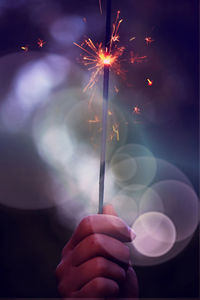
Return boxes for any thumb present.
[103,204,118,216]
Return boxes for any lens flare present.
[132,212,176,257]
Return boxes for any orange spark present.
[133,106,141,114]
[21,45,28,52]
[147,78,153,86]
[145,36,154,46]
[88,115,100,123]
[37,38,46,48]
[108,110,113,116]
[110,123,119,141]
[114,86,119,93]
[130,51,147,64]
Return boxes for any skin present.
[56,204,139,299]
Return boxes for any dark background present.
[0,0,199,298]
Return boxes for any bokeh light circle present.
[110,144,157,191]
[144,180,199,242]
[132,212,176,257]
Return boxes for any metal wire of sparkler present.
[98,0,112,214]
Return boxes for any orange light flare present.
[21,45,28,52]
[145,36,154,46]
[37,38,46,48]
[147,78,153,86]
[110,123,120,141]
[74,11,125,92]
[114,86,119,93]
[133,106,141,114]
[88,115,100,124]
[130,51,147,64]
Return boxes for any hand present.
[56,204,139,298]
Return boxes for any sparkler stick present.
[98,0,112,214]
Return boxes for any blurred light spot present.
[153,158,192,186]
[111,193,138,226]
[110,154,137,182]
[38,126,74,168]
[15,54,69,110]
[149,180,199,241]
[0,54,70,131]
[50,16,86,46]
[110,144,157,191]
[132,212,176,257]
[139,186,164,215]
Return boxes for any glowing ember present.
[133,106,141,114]
[108,110,113,116]
[37,38,46,48]
[130,51,147,64]
[21,46,28,52]
[99,52,112,66]
[145,36,154,46]
[147,78,153,86]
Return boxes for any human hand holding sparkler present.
[56,204,139,298]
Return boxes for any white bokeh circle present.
[132,212,176,257]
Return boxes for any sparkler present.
[74,1,151,213]
[98,0,112,214]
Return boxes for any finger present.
[71,277,119,298]
[71,233,130,266]
[103,204,118,216]
[119,266,139,299]
[63,214,135,253]
[58,256,126,292]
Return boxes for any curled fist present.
[56,204,139,298]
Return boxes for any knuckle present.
[92,277,119,295]
[79,215,92,231]
[95,257,107,273]
[92,277,105,292]
[89,233,101,250]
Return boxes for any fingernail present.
[129,228,136,240]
